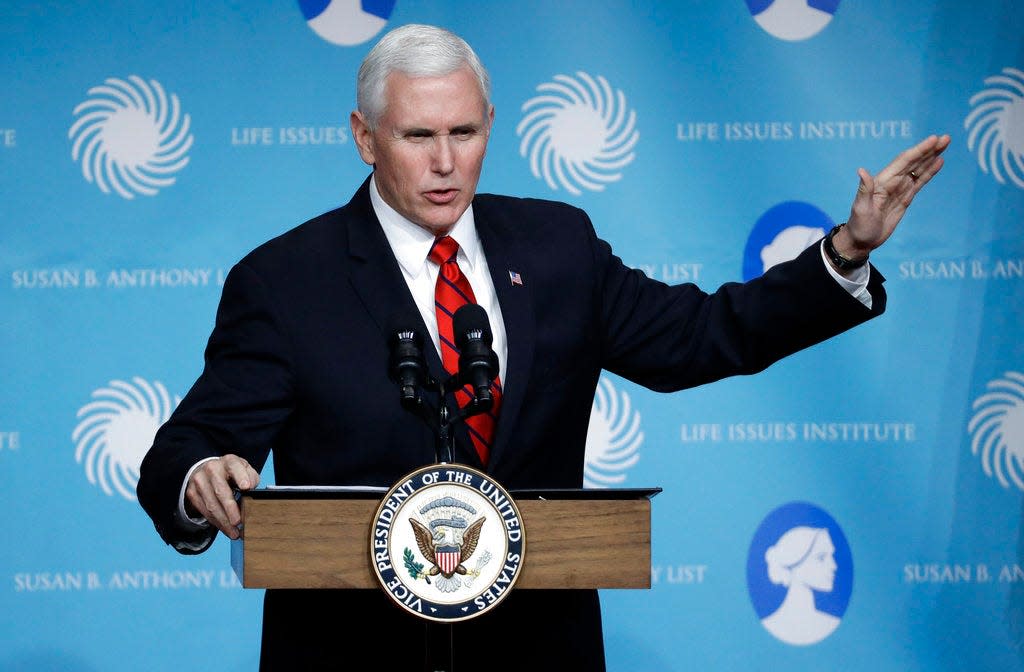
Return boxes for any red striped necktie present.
[428,235,501,466]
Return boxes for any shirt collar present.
[369,174,483,277]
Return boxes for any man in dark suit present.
[137,23,949,671]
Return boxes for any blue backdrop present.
[3,1,1023,670]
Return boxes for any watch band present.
[823,223,868,270]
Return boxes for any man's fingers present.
[876,134,950,185]
[187,477,239,538]
[223,457,260,492]
[919,153,947,182]
[855,167,870,194]
[187,456,257,539]
[905,135,951,178]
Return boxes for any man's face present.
[351,67,493,235]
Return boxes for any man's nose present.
[431,136,455,174]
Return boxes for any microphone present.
[388,327,427,410]
[453,304,499,413]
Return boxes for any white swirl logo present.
[964,67,1024,189]
[967,371,1024,490]
[72,378,180,500]
[516,72,638,196]
[584,377,642,487]
[69,75,193,199]
[966,370,1024,491]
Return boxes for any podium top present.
[509,487,661,500]
[244,485,661,500]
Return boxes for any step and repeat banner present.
[3,1,1023,670]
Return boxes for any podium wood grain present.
[233,496,651,590]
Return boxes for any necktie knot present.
[429,236,460,266]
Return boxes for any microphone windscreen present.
[386,323,425,383]
[453,304,491,346]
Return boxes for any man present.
[137,23,949,671]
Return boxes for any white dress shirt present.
[370,175,509,381]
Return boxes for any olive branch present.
[403,548,431,584]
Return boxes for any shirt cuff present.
[819,240,872,309]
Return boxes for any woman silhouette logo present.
[747,502,853,645]
[746,0,839,42]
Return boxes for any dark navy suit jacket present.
[138,176,885,670]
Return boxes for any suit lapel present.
[475,198,536,471]
[344,178,432,356]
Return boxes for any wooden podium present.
[231,486,660,590]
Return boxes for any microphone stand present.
[388,321,497,672]
[404,371,488,465]
[391,305,497,466]
[436,395,454,464]
[395,371,493,672]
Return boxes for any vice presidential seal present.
[370,464,526,622]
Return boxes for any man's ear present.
[350,110,375,166]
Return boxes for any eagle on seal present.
[410,517,485,579]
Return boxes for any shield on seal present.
[435,545,461,575]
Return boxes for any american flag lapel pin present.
[508,270,523,286]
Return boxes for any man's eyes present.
[404,129,478,142]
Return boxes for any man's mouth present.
[424,189,458,205]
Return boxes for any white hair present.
[356,24,491,130]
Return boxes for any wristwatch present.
[823,223,868,270]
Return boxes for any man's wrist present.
[823,223,869,271]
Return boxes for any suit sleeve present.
[136,261,296,553]
[592,225,886,392]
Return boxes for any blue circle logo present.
[742,201,833,281]
[746,501,852,645]
[297,0,395,46]
[745,0,840,42]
